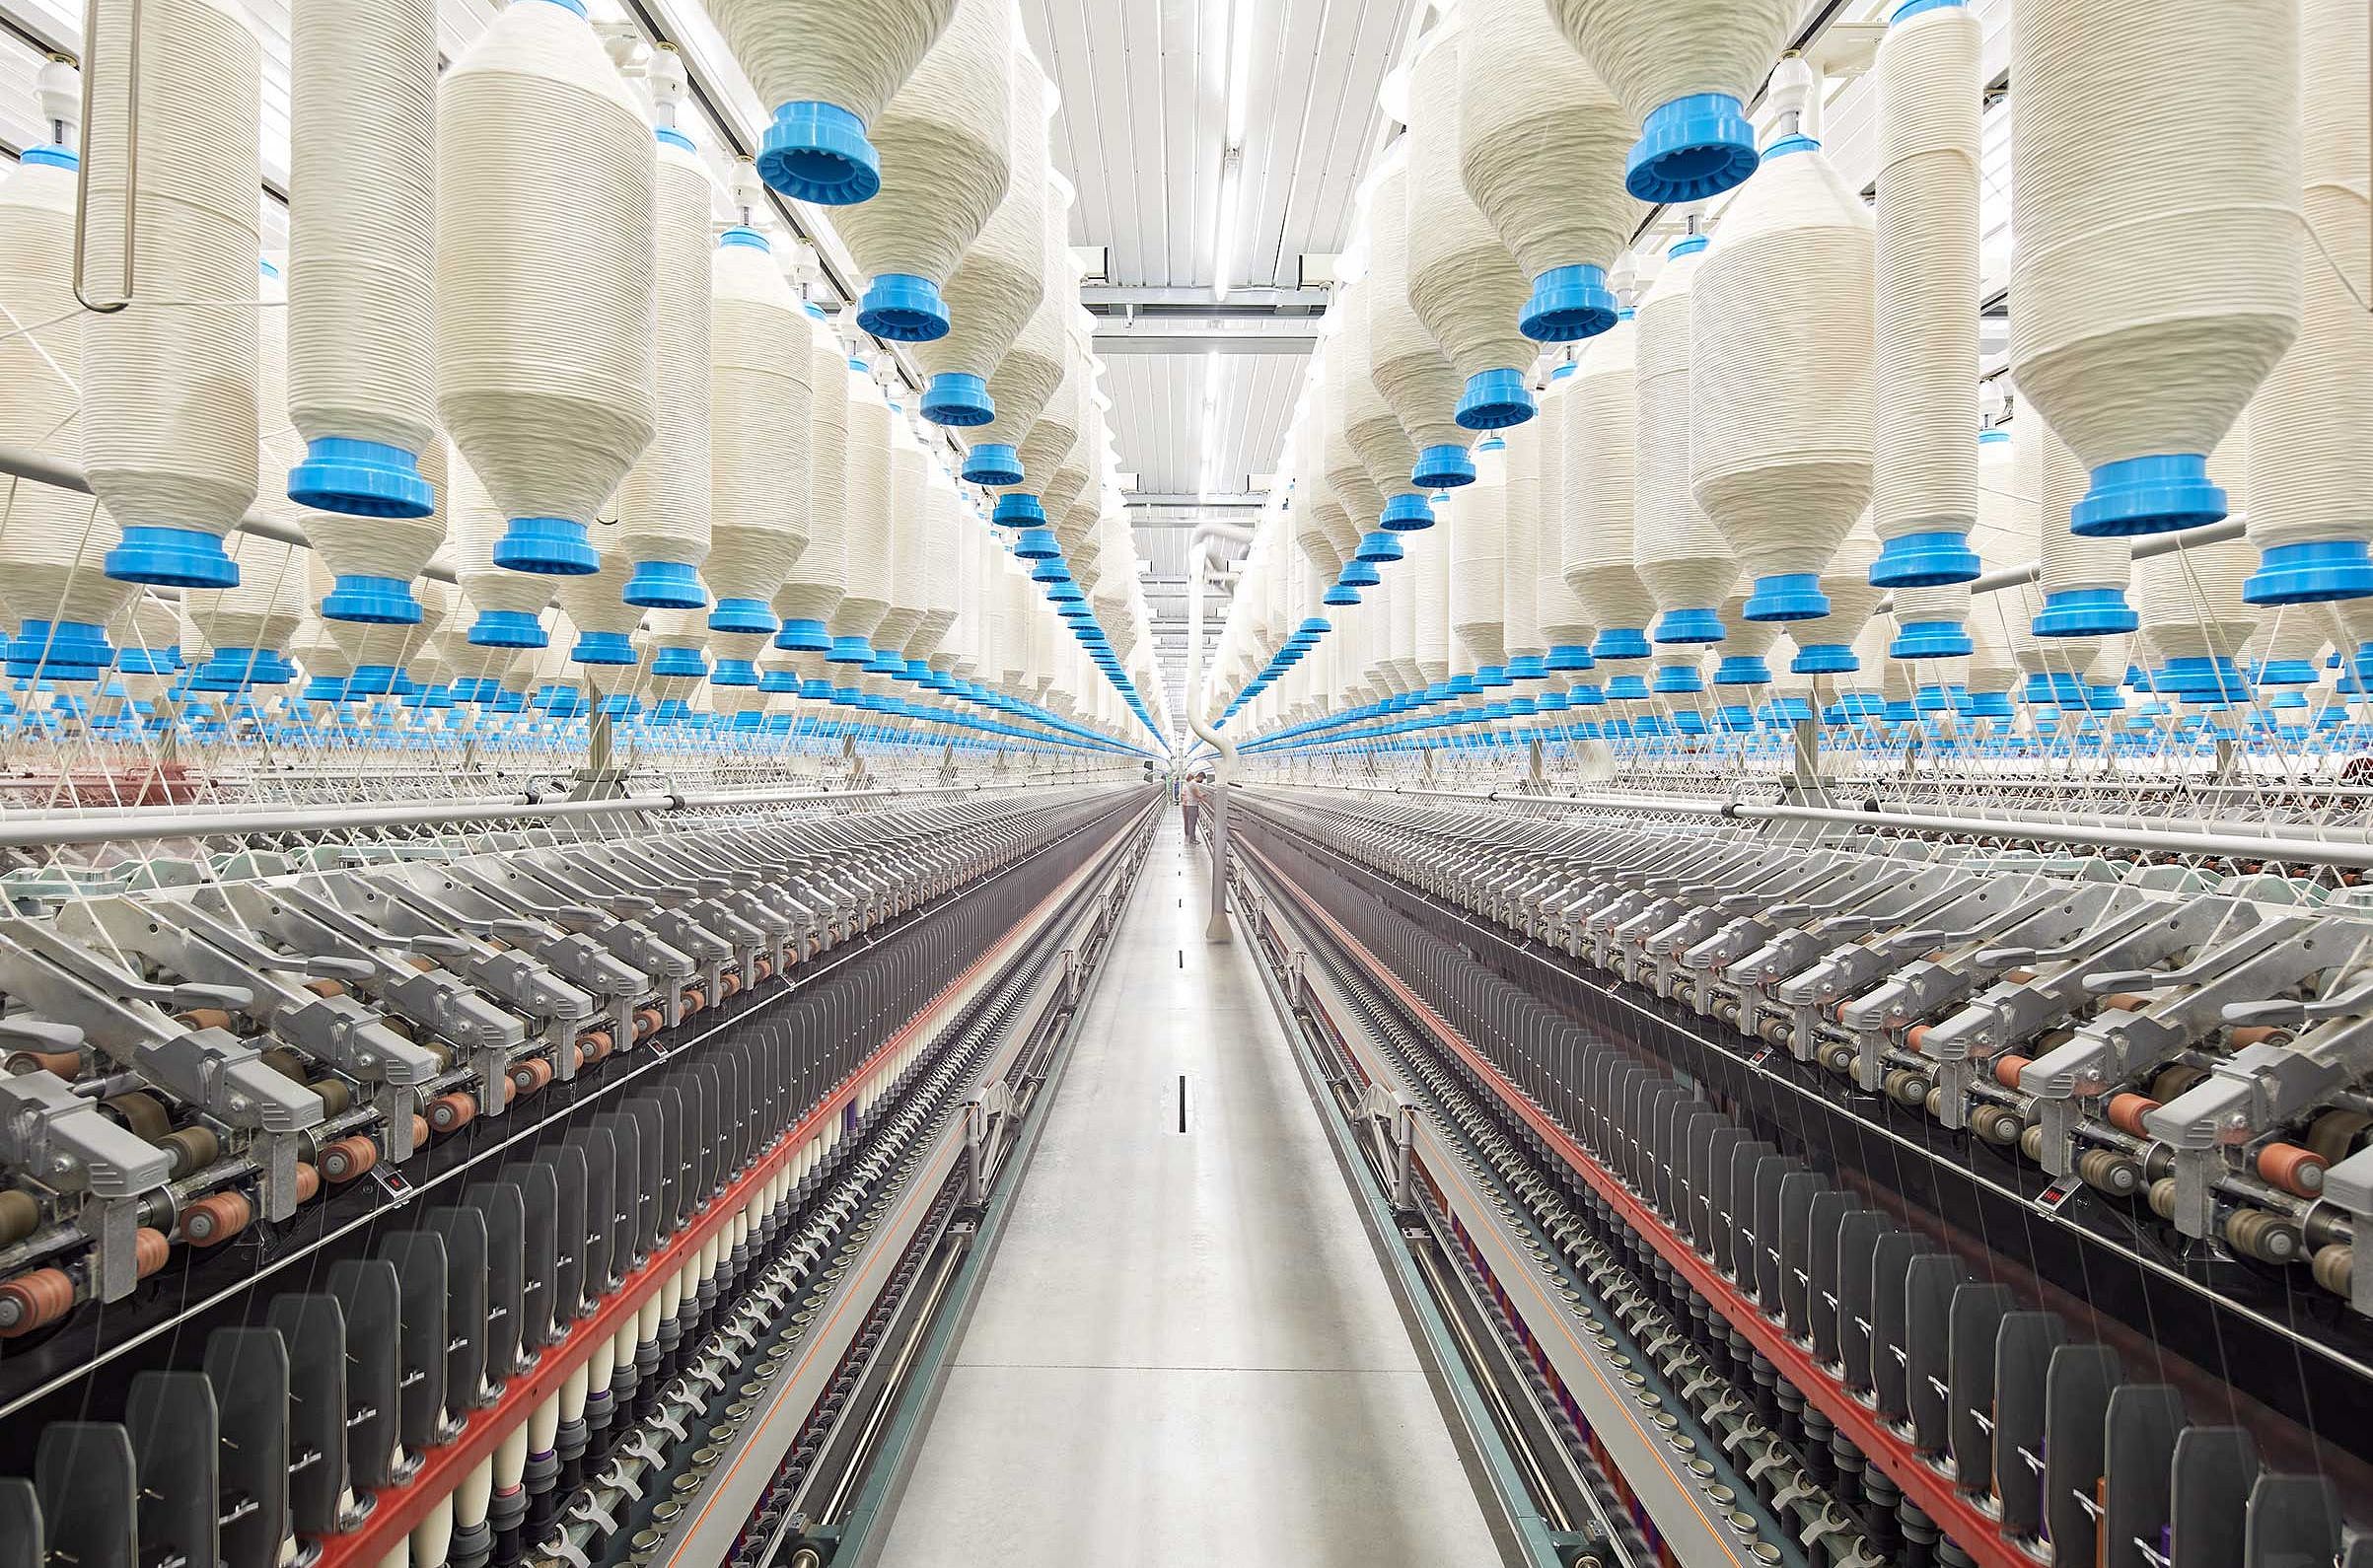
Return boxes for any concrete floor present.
[874,812,1500,1566]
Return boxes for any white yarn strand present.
[1534,373,1594,652]
[1501,419,1545,660]
[1633,238,1736,626]
[776,320,849,633]
[1564,317,1656,639]
[707,233,813,616]
[614,132,717,586]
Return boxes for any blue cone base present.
[469,609,548,648]
[1029,556,1068,584]
[922,372,994,427]
[651,649,708,678]
[2032,588,2138,638]
[827,637,874,665]
[708,597,777,634]
[1605,676,1650,701]
[2257,658,2319,686]
[1626,93,1760,204]
[1870,530,1980,588]
[322,574,424,625]
[1322,584,1361,606]
[2244,539,2373,606]
[756,101,881,205]
[1890,620,1974,659]
[1355,531,1403,564]
[1546,644,1595,673]
[494,518,599,575]
[1413,445,1475,490]
[1743,573,1829,621]
[963,443,1024,487]
[1522,264,1618,343]
[1713,656,1771,686]
[1792,643,1859,676]
[1013,527,1060,560]
[625,559,708,608]
[774,617,830,652]
[1653,606,1725,644]
[571,631,636,666]
[7,618,111,679]
[857,272,951,342]
[993,493,1046,528]
[2158,656,2250,702]
[2071,454,2225,537]
[107,526,238,588]
[1455,368,1536,431]
[1507,655,1546,680]
[1381,493,1435,531]
[1338,559,1381,589]
[1592,627,1651,661]
[1653,665,1703,694]
[289,438,435,519]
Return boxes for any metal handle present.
[71,0,138,314]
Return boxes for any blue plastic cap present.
[651,647,708,678]
[2032,587,2139,638]
[1743,572,1829,621]
[963,443,1024,487]
[113,643,180,677]
[1762,133,1822,160]
[1323,583,1362,606]
[774,616,831,652]
[107,526,238,588]
[1626,93,1760,203]
[1455,368,1536,431]
[1891,0,1966,18]
[858,272,952,342]
[1381,493,1436,531]
[1413,444,1476,489]
[863,649,903,676]
[1791,642,1859,676]
[2245,539,2373,606]
[1047,580,1084,604]
[6,618,111,679]
[346,664,410,696]
[1522,263,1618,343]
[827,636,874,665]
[1355,531,1403,564]
[993,493,1047,529]
[2158,656,2250,703]
[923,371,995,428]
[800,678,835,699]
[1030,555,1069,584]
[1339,558,1381,588]
[1013,527,1060,560]
[758,668,800,692]
[570,630,635,666]
[469,608,548,647]
[1605,675,1650,701]
[1968,690,2015,721]
[1713,655,1771,686]
[756,101,881,205]
[321,572,424,625]
[1298,615,1332,636]
[2071,454,2225,536]
[289,437,436,519]
[625,558,709,608]
[1652,664,1703,694]
[703,596,774,634]
[303,676,349,703]
[1507,654,1547,679]
[1652,606,1725,645]
[1870,529,1980,588]
[718,225,769,251]
[21,144,76,170]
[1890,619,1975,659]
[2257,658,2318,686]
[1476,664,1512,688]
[494,517,600,575]
[1592,626,1651,661]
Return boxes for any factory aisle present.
[875,810,1500,1566]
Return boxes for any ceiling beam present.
[1126,492,1269,510]
[1092,319,1317,355]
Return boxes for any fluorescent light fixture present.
[1211,150,1244,302]
[1223,0,1257,147]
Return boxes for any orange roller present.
[304,978,350,999]
[133,1227,171,1278]
[320,1135,380,1183]
[181,1191,252,1247]
[577,1031,613,1063]
[5,1048,81,1079]
[1906,1024,1931,1052]
[682,986,706,1015]
[2227,1026,2288,1048]
[427,1092,477,1133]
[176,1007,236,1033]
[2257,1142,2328,1197]
[1993,1054,2032,1090]
[0,1268,75,1337]
[720,972,743,1000]
[2106,1094,2159,1138]
[411,1113,431,1147]
[635,1008,664,1040]
[508,1058,553,1098]
[754,957,773,982]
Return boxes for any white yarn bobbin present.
[2241,0,2373,606]
[1338,290,1432,528]
[1544,0,1794,204]
[1785,520,1884,676]
[438,0,656,583]
[1366,150,1475,492]
[962,189,1067,491]
[1869,0,1982,598]
[709,0,952,205]
[2136,528,2257,703]
[1690,135,1875,624]
[1326,345,1387,551]
[1458,0,1639,345]
[188,530,311,687]
[286,0,439,533]
[775,312,851,655]
[1563,313,1655,660]
[453,442,552,648]
[835,0,1008,348]
[1450,439,1510,674]
[918,25,1045,427]
[1404,26,1538,434]
[832,375,897,651]
[913,473,965,659]
[1633,234,1736,647]
[614,123,718,611]
[2033,405,2136,639]
[707,227,814,636]
[0,136,131,677]
[873,425,930,658]
[1500,419,1545,663]
[82,0,259,592]
[555,541,642,672]
[2010,0,2301,539]
[1532,367,1595,665]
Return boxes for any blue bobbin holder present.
[2072,455,2225,537]
[1381,493,1435,531]
[2244,539,2373,606]
[1522,264,1618,343]
[756,101,881,205]
[625,559,708,609]
[289,438,436,518]
[2032,588,2138,638]
[1652,606,1724,644]
[1743,573,1829,621]
[1625,93,1760,203]
[1413,444,1475,490]
[494,518,600,575]
[323,574,424,625]
[1869,530,1980,588]
[1455,368,1536,431]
